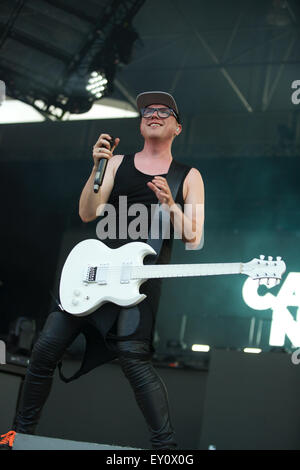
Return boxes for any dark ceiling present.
[125,0,300,116]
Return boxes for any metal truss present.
[169,0,299,114]
[0,0,146,120]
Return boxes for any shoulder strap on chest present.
[147,159,191,260]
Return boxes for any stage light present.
[0,1,146,121]
[86,71,109,100]
[243,348,262,354]
[191,344,210,352]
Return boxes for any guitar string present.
[78,263,280,280]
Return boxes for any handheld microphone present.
[93,136,115,193]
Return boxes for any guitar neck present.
[131,262,243,280]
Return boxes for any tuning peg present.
[276,256,282,261]
[260,255,265,260]
[268,256,273,261]
[269,278,278,288]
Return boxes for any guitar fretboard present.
[131,263,242,280]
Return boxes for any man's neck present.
[138,139,173,162]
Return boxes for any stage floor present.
[12,433,141,450]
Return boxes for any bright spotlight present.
[86,71,109,100]
[243,348,262,354]
[191,344,210,352]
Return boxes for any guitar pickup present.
[84,264,109,285]
[120,262,132,284]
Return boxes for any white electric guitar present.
[59,239,286,316]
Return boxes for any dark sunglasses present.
[140,107,179,121]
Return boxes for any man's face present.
[140,104,181,141]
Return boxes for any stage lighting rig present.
[0,0,146,120]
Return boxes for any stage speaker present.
[199,350,300,450]
[7,317,36,355]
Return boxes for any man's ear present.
[175,124,182,136]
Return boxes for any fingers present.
[147,181,166,196]
[92,145,112,165]
[149,177,169,194]
[94,134,120,150]
[93,134,120,166]
[94,134,113,150]
[147,176,175,208]
[153,178,167,188]
[152,176,166,182]
[147,180,171,205]
[111,137,120,152]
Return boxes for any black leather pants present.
[14,309,177,450]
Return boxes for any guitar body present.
[59,239,156,316]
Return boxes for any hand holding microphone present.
[92,133,120,193]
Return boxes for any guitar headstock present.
[242,255,286,287]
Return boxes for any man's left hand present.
[147,176,175,209]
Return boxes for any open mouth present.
[148,122,162,128]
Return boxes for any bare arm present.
[174,168,205,249]
[147,168,205,249]
[79,133,122,222]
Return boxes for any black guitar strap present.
[146,159,191,262]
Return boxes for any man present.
[0,91,204,450]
